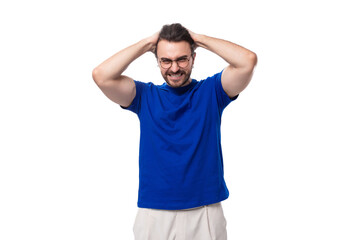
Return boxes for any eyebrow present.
[160,55,189,61]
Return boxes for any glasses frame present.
[158,55,193,69]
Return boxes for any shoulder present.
[197,71,223,89]
[134,80,153,88]
[133,80,157,93]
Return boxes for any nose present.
[170,61,180,72]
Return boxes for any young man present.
[92,23,257,240]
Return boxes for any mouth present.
[167,71,184,82]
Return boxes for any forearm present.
[93,37,154,83]
[192,34,256,69]
[189,31,257,97]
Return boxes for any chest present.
[140,87,218,133]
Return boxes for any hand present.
[146,31,160,53]
[187,29,201,49]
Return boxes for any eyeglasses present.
[159,56,192,69]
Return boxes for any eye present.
[162,59,172,64]
[177,58,188,63]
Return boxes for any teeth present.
[170,74,181,77]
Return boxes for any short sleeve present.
[120,80,146,115]
[214,70,238,110]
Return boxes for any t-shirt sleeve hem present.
[119,80,144,114]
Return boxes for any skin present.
[92,29,257,107]
[188,30,257,98]
[156,40,196,88]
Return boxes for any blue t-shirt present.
[121,71,237,210]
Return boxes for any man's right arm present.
[92,32,159,107]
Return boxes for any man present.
[92,23,257,240]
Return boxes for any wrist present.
[143,32,159,53]
[193,34,208,49]
[137,38,152,52]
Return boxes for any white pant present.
[133,202,227,240]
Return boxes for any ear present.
[192,52,196,65]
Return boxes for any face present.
[156,40,196,88]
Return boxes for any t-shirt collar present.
[162,79,197,94]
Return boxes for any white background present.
[1,0,359,239]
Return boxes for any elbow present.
[241,52,257,72]
[235,52,257,70]
[92,67,105,85]
[248,52,258,68]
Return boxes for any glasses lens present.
[160,57,190,69]
[177,59,189,68]
[161,60,172,69]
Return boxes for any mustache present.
[166,70,186,75]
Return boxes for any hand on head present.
[147,31,160,54]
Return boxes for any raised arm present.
[92,32,159,107]
[189,31,257,98]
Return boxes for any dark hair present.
[155,23,195,58]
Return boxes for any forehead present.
[157,40,192,59]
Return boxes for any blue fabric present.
[121,71,237,210]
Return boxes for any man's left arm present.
[189,31,257,98]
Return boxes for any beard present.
[162,68,192,88]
